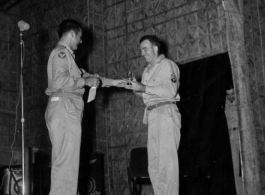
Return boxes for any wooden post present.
[225,0,261,194]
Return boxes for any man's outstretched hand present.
[123,80,146,92]
[112,79,128,87]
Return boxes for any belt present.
[53,91,82,97]
[147,101,176,111]
[49,91,83,101]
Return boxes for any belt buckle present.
[147,103,156,111]
[147,105,151,111]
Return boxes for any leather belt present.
[56,91,82,96]
[147,101,176,111]
[50,91,83,100]
[66,92,82,97]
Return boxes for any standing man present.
[125,35,181,195]
[45,19,124,195]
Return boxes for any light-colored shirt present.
[45,43,115,97]
[45,43,85,96]
[141,54,180,106]
[81,69,113,87]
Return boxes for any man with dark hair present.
[125,35,181,195]
[45,19,125,195]
[57,19,82,38]
[139,35,162,55]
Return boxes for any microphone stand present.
[19,30,26,195]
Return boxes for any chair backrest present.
[128,147,149,178]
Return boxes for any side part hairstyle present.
[140,35,163,55]
[57,19,82,39]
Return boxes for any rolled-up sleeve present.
[51,51,85,91]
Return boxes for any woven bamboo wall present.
[0,12,19,148]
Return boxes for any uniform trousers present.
[147,103,181,195]
[45,93,84,195]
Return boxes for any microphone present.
[18,20,30,31]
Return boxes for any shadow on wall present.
[76,26,94,70]
[160,38,168,58]
[76,25,95,165]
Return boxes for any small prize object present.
[127,71,133,85]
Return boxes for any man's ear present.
[154,45,158,55]
[70,30,76,38]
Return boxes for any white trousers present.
[45,94,84,195]
[147,104,181,195]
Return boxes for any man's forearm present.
[140,85,146,93]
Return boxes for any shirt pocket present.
[146,77,160,86]
[69,62,81,78]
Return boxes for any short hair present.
[57,19,82,39]
[140,35,163,55]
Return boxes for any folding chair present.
[127,147,151,195]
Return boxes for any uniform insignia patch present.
[171,73,177,83]
[58,52,66,59]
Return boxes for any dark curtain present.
[177,53,237,195]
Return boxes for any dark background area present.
[177,52,236,195]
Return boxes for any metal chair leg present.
[133,178,137,195]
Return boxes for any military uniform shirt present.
[141,54,180,106]
[45,43,85,96]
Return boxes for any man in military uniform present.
[45,19,124,195]
[125,35,181,195]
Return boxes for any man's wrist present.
[142,85,146,93]
[82,78,86,87]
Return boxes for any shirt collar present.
[155,54,165,64]
[58,42,74,56]
[149,54,165,67]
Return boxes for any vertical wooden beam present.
[224,0,261,194]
